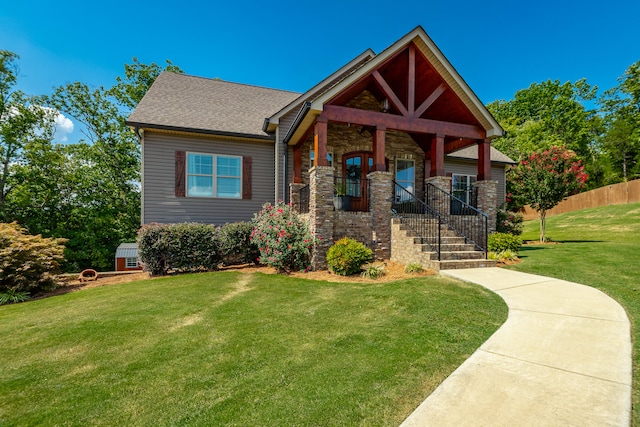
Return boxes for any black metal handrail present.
[333,175,370,212]
[299,184,309,214]
[392,181,443,261]
[425,183,488,252]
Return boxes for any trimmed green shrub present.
[218,221,259,266]
[488,232,522,253]
[326,237,373,276]
[137,223,221,276]
[497,207,524,236]
[361,263,385,279]
[404,262,423,273]
[251,202,315,273]
[0,222,66,303]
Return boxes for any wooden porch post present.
[293,145,302,184]
[372,126,387,171]
[430,133,445,177]
[477,138,491,180]
[313,118,329,167]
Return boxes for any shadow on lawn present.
[555,240,604,243]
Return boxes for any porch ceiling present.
[327,43,481,127]
[285,26,503,146]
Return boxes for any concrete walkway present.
[401,268,632,426]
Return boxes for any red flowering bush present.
[250,201,316,273]
[509,146,587,241]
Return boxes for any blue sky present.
[2,0,639,143]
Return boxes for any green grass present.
[0,272,506,426]
[508,202,640,425]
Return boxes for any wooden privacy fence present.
[522,179,640,220]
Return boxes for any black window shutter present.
[242,157,252,200]
[175,151,186,197]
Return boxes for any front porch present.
[280,35,503,270]
[290,164,496,271]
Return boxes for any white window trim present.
[125,257,139,268]
[310,149,333,167]
[395,158,415,190]
[186,152,242,199]
[452,174,477,204]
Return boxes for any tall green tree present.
[38,59,183,270]
[599,60,640,181]
[4,56,183,271]
[0,51,52,219]
[487,79,601,187]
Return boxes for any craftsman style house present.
[127,26,512,270]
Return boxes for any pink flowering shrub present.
[250,201,316,273]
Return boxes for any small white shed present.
[115,243,142,271]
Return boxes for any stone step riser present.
[419,244,477,252]
[391,222,492,270]
[436,259,497,270]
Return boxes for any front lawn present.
[508,202,640,425]
[0,272,506,426]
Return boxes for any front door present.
[342,152,373,211]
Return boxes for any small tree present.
[0,222,66,303]
[509,146,587,242]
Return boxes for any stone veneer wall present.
[308,166,334,270]
[298,91,425,196]
[474,180,498,232]
[333,211,373,247]
[390,220,437,270]
[425,176,452,217]
[368,171,393,260]
[289,182,305,213]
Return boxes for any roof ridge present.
[163,71,302,95]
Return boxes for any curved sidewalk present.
[401,268,632,426]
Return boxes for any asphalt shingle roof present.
[126,72,301,138]
[447,145,516,164]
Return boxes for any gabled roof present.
[264,49,375,133]
[126,72,300,140]
[282,26,504,145]
[447,145,516,164]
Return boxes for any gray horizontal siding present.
[276,110,298,200]
[444,160,507,204]
[142,131,275,225]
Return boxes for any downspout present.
[282,101,312,204]
[134,126,143,141]
[283,144,288,203]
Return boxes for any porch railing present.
[451,187,479,215]
[392,181,443,260]
[425,183,488,252]
[299,184,310,214]
[333,175,370,212]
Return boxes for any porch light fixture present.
[380,98,389,113]
[358,125,375,136]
